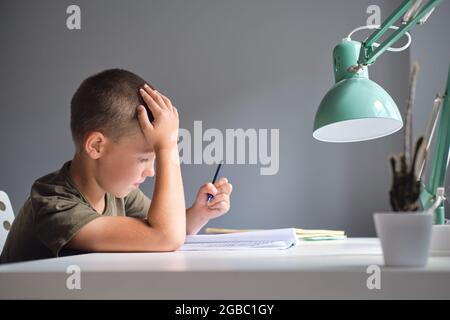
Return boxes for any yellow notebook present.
[205,227,346,240]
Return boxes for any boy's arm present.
[145,147,185,242]
[67,86,185,252]
[67,215,182,252]
[139,86,186,243]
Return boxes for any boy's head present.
[70,69,157,197]
[71,68,154,151]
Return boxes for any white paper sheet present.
[179,228,298,251]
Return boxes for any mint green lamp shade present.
[313,39,403,143]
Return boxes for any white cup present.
[374,212,433,267]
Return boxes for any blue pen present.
[207,161,224,202]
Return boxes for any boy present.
[0,69,232,263]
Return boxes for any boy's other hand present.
[190,177,233,221]
[138,84,179,152]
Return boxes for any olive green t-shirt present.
[0,161,151,264]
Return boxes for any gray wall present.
[1,0,443,237]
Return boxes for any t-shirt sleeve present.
[124,188,151,220]
[32,195,101,257]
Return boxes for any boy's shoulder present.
[30,161,83,208]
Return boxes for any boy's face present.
[96,132,156,198]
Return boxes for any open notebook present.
[205,227,346,241]
[179,228,298,251]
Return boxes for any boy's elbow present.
[158,239,184,252]
[167,234,186,251]
[154,231,185,252]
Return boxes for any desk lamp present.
[313,0,448,226]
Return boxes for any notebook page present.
[179,228,298,251]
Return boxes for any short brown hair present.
[70,69,154,152]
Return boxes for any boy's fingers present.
[208,193,229,206]
[214,177,228,186]
[199,183,218,197]
[214,178,232,194]
[140,88,162,115]
[137,105,154,131]
[217,182,232,194]
[152,89,169,110]
[160,94,174,111]
[210,201,229,211]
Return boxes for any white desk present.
[1,238,449,299]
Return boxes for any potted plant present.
[374,61,433,267]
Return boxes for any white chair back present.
[0,191,15,253]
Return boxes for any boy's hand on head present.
[138,84,179,152]
[189,177,233,221]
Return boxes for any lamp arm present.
[420,66,450,224]
[363,0,414,50]
[426,188,446,215]
[415,94,443,180]
[358,0,445,66]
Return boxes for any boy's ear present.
[84,131,107,159]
